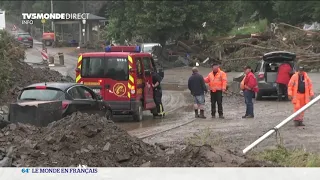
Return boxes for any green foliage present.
[0,31,25,97]
[273,1,315,24]
[229,19,268,36]
[2,0,320,44]
[256,145,320,167]
[104,1,239,45]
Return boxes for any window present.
[81,57,129,81]
[68,86,94,100]
[68,87,82,99]
[77,86,94,100]
[142,57,152,71]
[19,89,65,101]
[81,57,104,77]
[143,46,153,53]
[265,63,279,72]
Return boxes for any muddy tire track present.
[128,90,196,139]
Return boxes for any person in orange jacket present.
[204,63,227,118]
[288,66,314,126]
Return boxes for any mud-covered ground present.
[134,67,320,154]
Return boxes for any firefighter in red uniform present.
[276,63,293,101]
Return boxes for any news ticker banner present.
[0,167,319,180]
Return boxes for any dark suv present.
[254,51,296,100]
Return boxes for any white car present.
[140,43,161,61]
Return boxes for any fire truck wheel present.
[133,102,143,122]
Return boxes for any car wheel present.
[256,92,263,101]
[133,102,143,122]
[105,109,112,120]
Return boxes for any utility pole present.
[51,0,54,31]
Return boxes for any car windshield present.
[19,89,65,101]
[81,57,129,81]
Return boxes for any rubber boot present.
[199,110,206,119]
[299,121,305,126]
[195,110,199,118]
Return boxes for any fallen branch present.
[230,42,275,51]
[224,56,262,62]
[278,22,320,35]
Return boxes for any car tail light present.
[28,37,33,40]
[62,101,69,109]
[258,73,265,79]
[17,37,22,41]
[35,86,46,89]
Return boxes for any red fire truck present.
[75,46,164,121]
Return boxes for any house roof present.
[87,13,106,20]
[53,13,106,22]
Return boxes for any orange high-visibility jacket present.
[240,75,246,90]
[288,72,314,104]
[204,68,227,92]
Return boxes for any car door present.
[141,56,156,109]
[67,86,102,115]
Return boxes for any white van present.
[140,43,161,61]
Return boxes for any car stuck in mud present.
[8,82,112,127]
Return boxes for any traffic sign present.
[11,25,17,31]
[41,19,46,24]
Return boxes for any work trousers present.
[293,93,306,121]
[154,89,164,114]
[244,90,254,116]
[277,83,288,100]
[210,90,223,116]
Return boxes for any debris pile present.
[0,112,157,167]
[0,30,72,106]
[0,112,277,167]
[6,61,73,104]
[156,23,320,71]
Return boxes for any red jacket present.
[276,63,292,85]
[244,72,259,92]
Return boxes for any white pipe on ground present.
[243,94,320,154]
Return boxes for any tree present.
[248,1,276,22]
[104,1,238,45]
[273,1,316,24]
